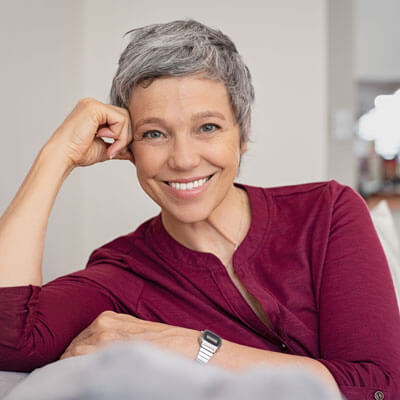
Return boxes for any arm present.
[0,99,134,370]
[0,240,144,372]
[316,185,400,399]
[0,271,117,371]
[215,185,398,398]
[0,98,133,288]
[0,143,72,287]
[211,338,342,398]
[60,314,342,398]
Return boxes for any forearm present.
[0,140,73,287]
[211,339,342,398]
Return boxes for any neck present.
[161,185,250,265]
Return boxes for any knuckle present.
[95,310,115,325]
[99,310,115,318]
[121,108,130,118]
[111,104,128,114]
[79,97,95,105]
[116,108,131,124]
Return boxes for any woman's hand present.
[47,98,134,168]
[59,311,199,360]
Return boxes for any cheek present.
[199,132,238,155]
[209,141,241,168]
[133,146,166,181]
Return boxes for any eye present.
[199,123,220,133]
[142,130,165,139]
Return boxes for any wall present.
[0,0,329,282]
[326,0,356,188]
[0,0,86,282]
[80,0,329,258]
[355,0,400,81]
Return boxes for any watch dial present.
[204,330,222,347]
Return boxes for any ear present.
[240,140,248,155]
[115,146,136,165]
[128,147,136,165]
[127,143,136,165]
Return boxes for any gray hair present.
[109,19,255,144]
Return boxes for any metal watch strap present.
[195,330,222,364]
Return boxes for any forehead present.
[128,75,235,121]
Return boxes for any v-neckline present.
[148,182,272,272]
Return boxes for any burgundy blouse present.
[0,180,399,400]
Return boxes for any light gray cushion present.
[0,371,28,399]
[3,341,341,400]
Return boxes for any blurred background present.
[0,0,399,282]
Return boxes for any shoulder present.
[256,179,365,210]
[242,180,369,226]
[86,216,157,265]
[263,179,350,199]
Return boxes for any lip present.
[163,175,213,184]
[162,174,215,200]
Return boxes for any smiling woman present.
[129,76,247,235]
[0,19,399,400]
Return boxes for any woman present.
[0,20,398,400]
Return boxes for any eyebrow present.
[134,111,226,131]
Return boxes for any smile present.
[166,175,213,191]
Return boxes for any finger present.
[68,344,97,358]
[92,313,144,336]
[96,126,117,139]
[97,120,131,141]
[107,120,132,159]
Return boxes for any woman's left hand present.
[59,310,199,360]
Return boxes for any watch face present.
[203,330,222,347]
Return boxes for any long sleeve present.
[317,185,400,399]
[0,230,148,373]
[0,268,120,372]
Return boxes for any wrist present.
[41,138,75,179]
[195,330,222,364]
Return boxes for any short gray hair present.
[109,19,255,144]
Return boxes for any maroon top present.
[0,180,399,399]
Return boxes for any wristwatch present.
[195,330,222,364]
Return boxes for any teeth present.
[169,176,211,191]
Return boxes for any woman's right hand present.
[47,98,134,168]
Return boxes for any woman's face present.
[128,75,247,224]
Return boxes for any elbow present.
[0,333,60,372]
[0,347,60,372]
[319,359,400,399]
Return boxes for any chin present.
[163,205,212,225]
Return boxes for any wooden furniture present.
[365,194,400,210]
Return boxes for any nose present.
[167,135,201,171]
